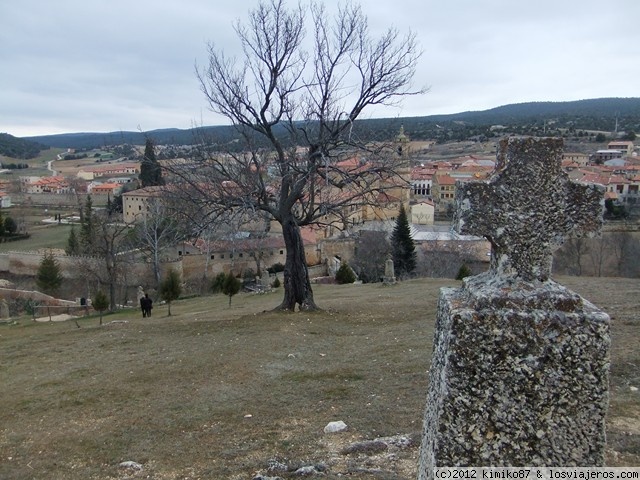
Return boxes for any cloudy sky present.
[1,0,638,138]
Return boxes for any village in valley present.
[0,121,638,310]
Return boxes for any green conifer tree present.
[210,272,227,294]
[335,262,356,284]
[390,204,417,278]
[79,195,94,254]
[36,251,63,296]
[139,138,164,187]
[159,268,182,316]
[92,290,109,325]
[4,216,16,234]
[222,273,241,306]
[456,263,472,281]
[66,225,80,255]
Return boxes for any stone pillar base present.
[418,274,610,478]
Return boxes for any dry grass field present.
[51,156,107,176]
[0,276,638,479]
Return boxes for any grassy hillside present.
[1,276,637,479]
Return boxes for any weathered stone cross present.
[454,137,604,282]
[419,137,611,474]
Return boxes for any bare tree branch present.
[174,0,424,311]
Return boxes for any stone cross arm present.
[454,137,604,282]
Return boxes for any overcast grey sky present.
[1,0,638,137]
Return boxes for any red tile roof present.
[434,174,456,185]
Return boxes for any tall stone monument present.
[383,256,397,285]
[0,298,10,319]
[418,137,610,476]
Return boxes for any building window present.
[280,250,284,255]
[211,255,215,259]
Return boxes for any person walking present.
[140,294,148,318]
[143,294,153,318]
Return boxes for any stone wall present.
[11,193,107,207]
[0,251,177,287]
[317,237,356,265]
[1,235,331,293]
[179,249,327,285]
[180,250,287,282]
[0,251,71,277]
[0,287,76,306]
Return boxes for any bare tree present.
[172,0,423,311]
[588,236,609,277]
[79,212,132,311]
[240,231,274,278]
[417,239,486,278]
[609,231,631,275]
[129,198,184,287]
[607,231,640,277]
[623,236,640,277]
[179,208,269,292]
[194,222,218,293]
[554,236,590,276]
[351,230,390,283]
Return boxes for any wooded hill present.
[17,97,640,152]
[0,133,48,159]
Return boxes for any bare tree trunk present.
[254,252,263,278]
[153,248,161,287]
[588,237,607,277]
[277,216,318,311]
[200,230,213,294]
[109,278,116,311]
[610,231,632,276]
[557,237,589,276]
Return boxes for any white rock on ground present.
[324,421,347,433]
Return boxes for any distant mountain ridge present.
[20,97,640,150]
[429,97,640,121]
